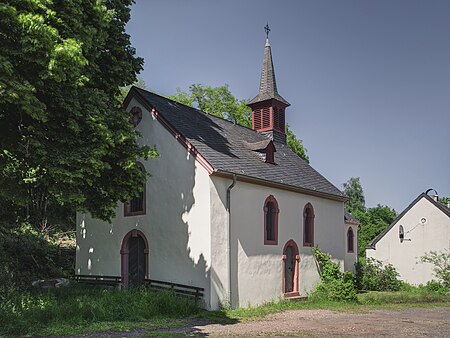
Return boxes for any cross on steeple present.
[264,23,271,38]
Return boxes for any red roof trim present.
[126,89,215,175]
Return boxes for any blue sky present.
[126,0,450,212]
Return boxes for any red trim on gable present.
[126,89,215,175]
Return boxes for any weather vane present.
[264,23,271,38]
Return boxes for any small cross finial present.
[264,23,271,38]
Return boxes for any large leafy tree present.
[343,177,397,256]
[169,84,309,163]
[343,177,366,214]
[0,0,155,226]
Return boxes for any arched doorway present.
[121,230,149,288]
[282,239,299,296]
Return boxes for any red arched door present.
[282,240,299,296]
[121,230,149,288]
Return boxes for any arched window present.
[129,106,143,127]
[303,203,315,247]
[124,162,146,216]
[347,227,354,253]
[264,195,279,245]
[399,225,404,243]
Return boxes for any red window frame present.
[347,227,354,253]
[124,162,146,217]
[303,203,315,247]
[264,195,279,245]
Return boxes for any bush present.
[420,245,450,288]
[0,223,74,291]
[355,258,402,291]
[311,247,357,302]
[422,280,450,294]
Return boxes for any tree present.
[0,0,156,226]
[355,205,397,257]
[440,197,449,206]
[169,84,309,162]
[343,177,366,214]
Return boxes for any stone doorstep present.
[283,292,308,301]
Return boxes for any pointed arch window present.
[399,225,404,243]
[124,162,146,216]
[303,203,315,247]
[264,195,279,245]
[347,227,354,253]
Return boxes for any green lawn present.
[0,285,449,337]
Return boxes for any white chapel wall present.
[209,176,346,308]
[366,197,450,285]
[76,97,213,307]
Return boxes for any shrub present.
[422,280,450,294]
[420,245,450,288]
[355,258,402,291]
[311,247,357,302]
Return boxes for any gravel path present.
[158,307,450,337]
[61,306,450,337]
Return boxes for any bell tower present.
[247,24,290,144]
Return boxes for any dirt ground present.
[160,306,450,337]
[68,306,450,337]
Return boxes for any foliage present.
[343,177,366,214]
[420,245,450,288]
[355,257,402,292]
[354,205,397,257]
[0,286,200,336]
[169,84,310,162]
[422,280,450,294]
[439,196,449,205]
[358,289,450,305]
[0,223,74,291]
[311,247,357,302]
[0,0,156,225]
[286,124,309,163]
[119,76,147,102]
[170,84,252,127]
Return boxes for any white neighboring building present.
[76,33,356,309]
[366,192,450,286]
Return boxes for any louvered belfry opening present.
[251,102,286,133]
[248,33,290,143]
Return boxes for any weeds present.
[0,285,200,336]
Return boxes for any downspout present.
[226,174,237,308]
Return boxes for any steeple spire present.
[248,25,290,144]
[248,24,289,106]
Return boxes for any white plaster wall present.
[76,97,212,307]
[366,197,450,285]
[209,177,346,308]
[344,224,358,273]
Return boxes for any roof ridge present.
[133,86,263,135]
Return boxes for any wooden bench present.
[144,279,204,301]
[74,275,204,301]
[74,274,122,287]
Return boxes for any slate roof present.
[344,211,360,225]
[367,192,450,249]
[132,87,346,201]
[248,38,290,106]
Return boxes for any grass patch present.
[1,284,449,337]
[0,285,199,337]
[358,289,450,305]
[200,289,450,323]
